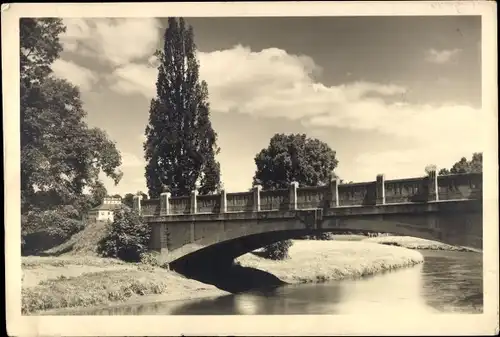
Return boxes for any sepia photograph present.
[3,2,498,336]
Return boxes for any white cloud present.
[51,59,98,91]
[349,138,483,182]
[425,48,461,64]
[105,45,483,170]
[61,18,161,66]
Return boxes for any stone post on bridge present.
[160,191,171,216]
[289,181,299,210]
[220,189,227,213]
[190,190,198,214]
[253,185,262,212]
[132,194,142,215]
[376,174,386,205]
[426,168,439,202]
[328,177,339,208]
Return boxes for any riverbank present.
[22,239,424,314]
[236,240,424,284]
[21,256,227,314]
[362,236,479,252]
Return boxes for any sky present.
[52,16,483,196]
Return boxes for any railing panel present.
[297,186,326,209]
[260,189,290,211]
[226,192,254,212]
[169,196,190,215]
[438,173,482,200]
[141,199,160,216]
[197,194,221,214]
[385,177,425,203]
[338,182,375,206]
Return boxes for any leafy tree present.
[122,192,148,209]
[253,133,339,260]
[98,206,151,262]
[253,133,339,189]
[439,153,483,175]
[425,164,438,176]
[20,18,122,246]
[144,17,221,198]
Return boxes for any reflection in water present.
[420,250,483,313]
[63,250,483,315]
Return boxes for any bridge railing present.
[133,171,482,217]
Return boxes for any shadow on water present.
[174,260,287,294]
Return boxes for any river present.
[67,250,483,315]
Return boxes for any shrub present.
[261,239,294,260]
[314,232,335,240]
[98,206,151,262]
[21,207,86,255]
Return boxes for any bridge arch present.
[137,172,482,271]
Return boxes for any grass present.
[237,240,424,284]
[362,236,477,252]
[21,258,226,315]
[43,220,110,256]
[22,269,170,314]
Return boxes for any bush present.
[21,207,86,255]
[261,239,294,260]
[98,206,151,262]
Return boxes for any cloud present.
[61,18,161,66]
[425,48,461,64]
[350,138,482,182]
[51,59,98,91]
[106,44,482,153]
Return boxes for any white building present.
[84,197,122,223]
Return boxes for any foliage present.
[122,192,148,208]
[98,207,151,262]
[424,164,438,175]
[261,240,294,260]
[439,152,483,175]
[21,204,86,255]
[253,133,339,189]
[20,18,122,245]
[254,133,339,260]
[139,251,161,267]
[144,17,221,198]
[305,232,336,241]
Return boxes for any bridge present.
[133,170,482,270]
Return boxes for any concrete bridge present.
[133,170,482,268]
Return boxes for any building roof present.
[90,203,123,211]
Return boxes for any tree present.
[425,164,438,176]
[122,192,148,209]
[144,17,221,198]
[439,153,483,175]
[253,133,339,189]
[20,18,122,245]
[253,133,339,260]
[98,206,151,262]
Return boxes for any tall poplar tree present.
[144,18,221,198]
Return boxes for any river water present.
[69,250,483,315]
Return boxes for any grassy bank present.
[21,256,226,315]
[236,240,424,284]
[362,236,478,252]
